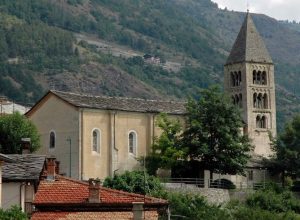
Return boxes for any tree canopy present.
[0,112,40,153]
[145,113,184,175]
[102,171,164,196]
[268,114,300,178]
[181,86,252,175]
[146,86,252,177]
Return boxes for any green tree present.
[181,86,252,177]
[102,171,164,196]
[145,113,184,175]
[268,115,300,180]
[0,205,27,220]
[0,112,40,153]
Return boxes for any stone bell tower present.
[224,13,276,157]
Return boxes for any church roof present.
[48,90,187,115]
[225,13,273,65]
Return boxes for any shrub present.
[102,171,165,197]
[166,192,230,220]
[246,188,300,214]
[0,206,27,220]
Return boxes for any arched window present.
[231,72,235,87]
[235,94,239,106]
[234,71,238,86]
[239,93,242,108]
[256,115,261,128]
[256,115,267,129]
[253,93,257,108]
[253,70,257,84]
[261,116,267,128]
[49,131,56,149]
[129,131,137,155]
[262,71,267,85]
[263,93,268,109]
[92,129,100,153]
[238,71,242,86]
[232,96,235,105]
[257,93,263,109]
[257,71,261,84]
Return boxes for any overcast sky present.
[212,0,300,22]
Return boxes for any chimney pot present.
[21,138,31,154]
[88,178,101,203]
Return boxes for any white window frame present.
[128,130,137,156]
[91,128,101,154]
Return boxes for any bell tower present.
[224,13,276,157]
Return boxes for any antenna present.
[247,0,250,13]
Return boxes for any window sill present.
[254,128,269,132]
[129,153,137,157]
[92,151,101,156]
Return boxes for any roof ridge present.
[51,90,185,104]
[58,176,167,203]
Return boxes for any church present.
[26,12,276,185]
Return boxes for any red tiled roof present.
[34,176,167,206]
[31,211,158,220]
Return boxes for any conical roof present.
[225,13,273,65]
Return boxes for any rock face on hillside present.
[38,63,162,99]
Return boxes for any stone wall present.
[163,183,256,205]
[163,183,230,205]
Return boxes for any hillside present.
[0,0,300,130]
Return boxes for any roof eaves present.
[0,154,14,163]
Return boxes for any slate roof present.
[2,154,46,181]
[0,154,14,163]
[34,175,168,206]
[225,13,273,65]
[50,90,186,115]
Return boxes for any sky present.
[212,0,300,22]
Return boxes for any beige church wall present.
[80,110,186,180]
[28,94,80,178]
[80,109,111,180]
[114,111,151,174]
[250,130,273,156]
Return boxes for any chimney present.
[88,178,101,203]
[132,202,144,220]
[21,138,31,154]
[46,156,56,180]
[55,161,60,175]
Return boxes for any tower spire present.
[225,13,273,65]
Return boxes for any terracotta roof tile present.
[31,211,158,220]
[34,176,167,205]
